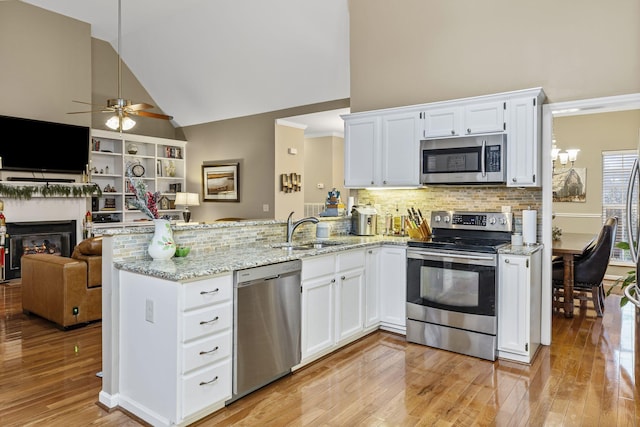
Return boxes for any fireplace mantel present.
[3,196,89,243]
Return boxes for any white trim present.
[275,119,307,130]
[550,93,640,117]
[602,149,636,156]
[553,212,601,219]
[304,131,344,139]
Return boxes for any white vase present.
[148,219,176,260]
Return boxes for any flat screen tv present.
[0,115,90,174]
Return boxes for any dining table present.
[552,232,597,317]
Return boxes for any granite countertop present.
[498,243,543,256]
[114,235,410,282]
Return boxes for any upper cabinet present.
[343,87,545,188]
[89,129,187,224]
[506,95,543,187]
[421,101,506,138]
[344,108,421,187]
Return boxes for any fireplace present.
[5,221,76,279]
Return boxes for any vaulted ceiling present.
[22,0,350,134]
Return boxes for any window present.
[602,150,637,264]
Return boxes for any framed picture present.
[202,161,239,202]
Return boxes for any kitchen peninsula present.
[98,218,408,426]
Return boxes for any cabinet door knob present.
[451,129,455,135]
[331,278,336,283]
[512,177,517,182]
[505,259,510,263]
[467,128,471,134]
[341,276,346,280]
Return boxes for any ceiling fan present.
[68,0,172,132]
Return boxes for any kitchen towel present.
[522,209,537,245]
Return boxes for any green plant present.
[606,241,637,306]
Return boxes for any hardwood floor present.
[1,281,638,426]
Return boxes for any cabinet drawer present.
[183,302,232,342]
[337,249,365,271]
[182,330,231,374]
[181,359,231,419]
[183,274,232,310]
[302,254,335,280]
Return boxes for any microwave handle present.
[481,140,486,177]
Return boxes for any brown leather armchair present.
[21,237,102,329]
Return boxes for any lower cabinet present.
[300,249,367,364]
[379,245,407,333]
[497,249,542,363]
[117,271,233,427]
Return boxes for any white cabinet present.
[364,247,381,327]
[344,116,380,187]
[301,249,366,363]
[498,249,542,364]
[344,109,421,188]
[90,129,186,224]
[506,95,543,187]
[421,101,505,139]
[380,111,421,186]
[379,245,407,334]
[118,272,232,426]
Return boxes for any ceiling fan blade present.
[127,102,155,111]
[72,100,105,107]
[133,110,174,120]
[67,109,109,114]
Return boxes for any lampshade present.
[566,149,580,162]
[558,152,569,165]
[106,115,135,131]
[550,145,561,162]
[175,192,200,207]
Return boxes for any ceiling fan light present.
[105,115,120,130]
[122,116,136,130]
[105,115,136,131]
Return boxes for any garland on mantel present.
[0,183,102,200]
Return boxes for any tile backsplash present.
[355,186,542,236]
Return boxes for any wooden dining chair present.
[552,217,618,317]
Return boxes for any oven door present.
[406,248,496,316]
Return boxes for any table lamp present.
[175,192,199,222]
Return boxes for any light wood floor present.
[1,281,638,426]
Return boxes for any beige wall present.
[0,2,177,140]
[0,2,91,127]
[552,110,640,233]
[349,0,640,112]
[275,123,305,220]
[304,135,345,205]
[180,99,349,221]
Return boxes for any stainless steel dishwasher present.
[228,260,302,403]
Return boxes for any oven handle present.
[408,251,495,262]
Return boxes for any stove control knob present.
[434,215,441,223]
[489,217,497,225]
[500,218,507,225]
[443,215,450,223]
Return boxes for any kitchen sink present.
[272,240,347,250]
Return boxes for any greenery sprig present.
[0,182,102,199]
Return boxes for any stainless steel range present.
[406,210,513,361]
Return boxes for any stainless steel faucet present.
[286,211,319,244]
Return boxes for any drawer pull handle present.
[199,376,219,386]
[200,288,220,295]
[199,346,220,355]
[200,316,219,325]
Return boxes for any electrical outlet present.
[145,299,154,323]
[263,204,269,212]
[317,183,324,189]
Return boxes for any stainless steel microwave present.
[420,134,506,185]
